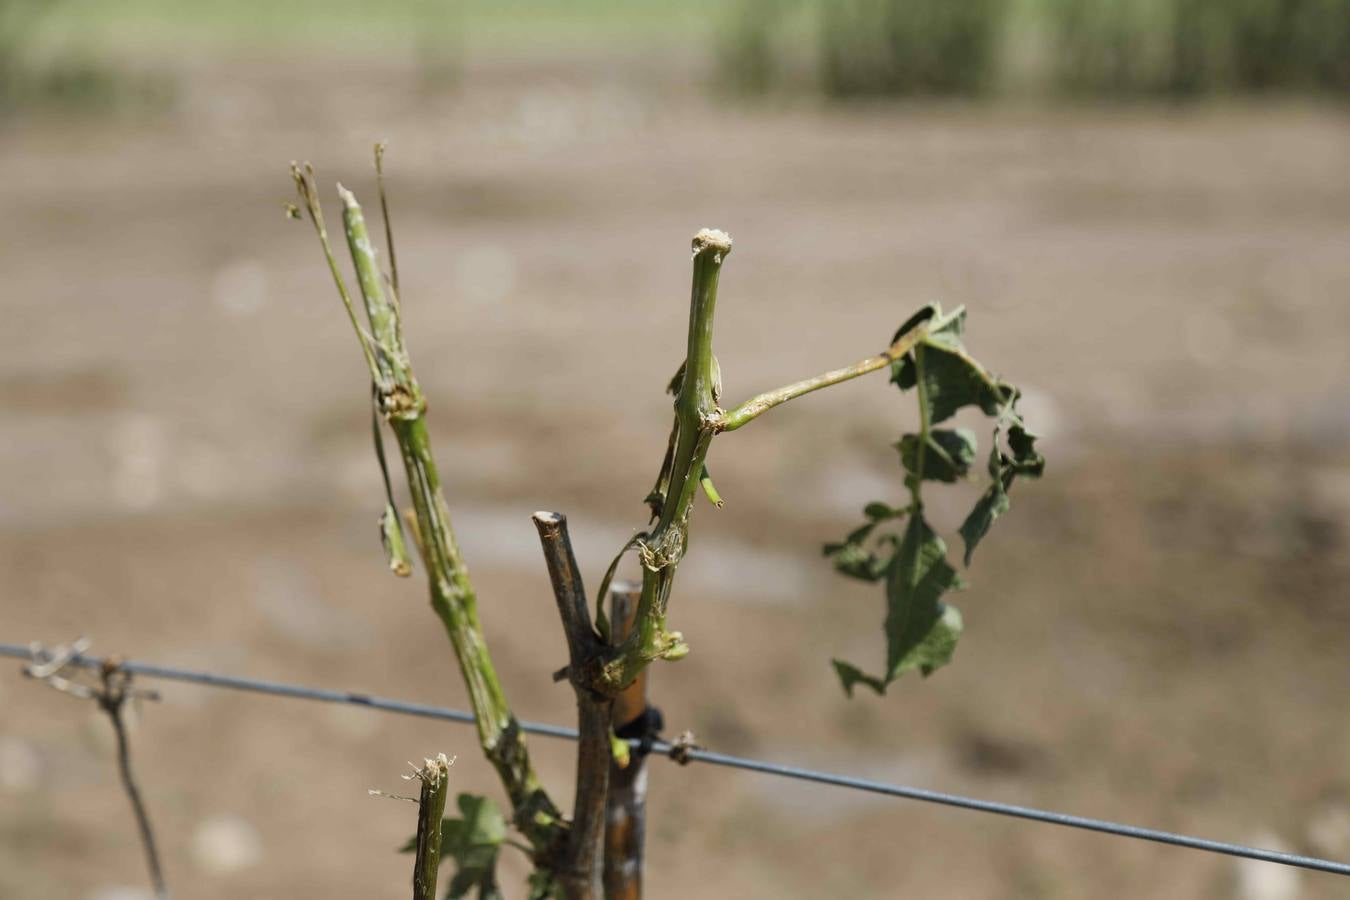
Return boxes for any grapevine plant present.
[288,148,1043,899]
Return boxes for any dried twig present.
[24,640,168,900]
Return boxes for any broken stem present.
[412,755,452,900]
[532,512,611,900]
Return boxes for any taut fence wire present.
[4,640,1349,879]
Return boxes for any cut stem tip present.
[692,228,733,259]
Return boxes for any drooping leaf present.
[957,412,1045,566]
[911,343,1010,424]
[401,793,506,900]
[1007,423,1045,477]
[823,509,905,583]
[897,428,977,483]
[831,514,965,695]
[833,304,1043,698]
[958,482,1011,567]
[883,514,963,679]
[892,307,1011,424]
[442,794,506,900]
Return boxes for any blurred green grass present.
[13,0,1350,109]
[716,0,1350,99]
[43,0,721,52]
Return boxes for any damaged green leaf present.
[828,302,1041,697]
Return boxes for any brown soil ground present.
[3,48,1350,899]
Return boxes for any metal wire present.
[4,640,1348,878]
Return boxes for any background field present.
[3,2,1350,899]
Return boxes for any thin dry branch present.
[25,640,168,900]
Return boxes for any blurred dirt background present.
[3,4,1350,899]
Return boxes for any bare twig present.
[532,512,612,900]
[24,641,168,900]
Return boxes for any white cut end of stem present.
[337,183,359,210]
[531,511,564,526]
[692,228,733,258]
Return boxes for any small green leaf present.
[863,501,905,522]
[958,482,1011,566]
[823,520,898,582]
[832,659,888,697]
[897,428,977,483]
[1007,423,1045,477]
[957,413,1044,566]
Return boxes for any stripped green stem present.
[911,344,931,503]
[600,230,730,690]
[292,165,564,857]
